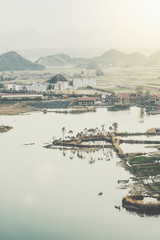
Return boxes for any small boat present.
[117,180,129,184]
[43,109,47,114]
[24,143,35,146]
[98,192,103,196]
[114,206,121,210]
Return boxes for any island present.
[45,125,160,216]
[0,126,13,133]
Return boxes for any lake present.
[0,107,160,240]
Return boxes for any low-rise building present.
[54,81,69,91]
[0,93,43,100]
[73,78,96,89]
[7,82,48,93]
[26,83,48,92]
[106,92,130,104]
[8,83,26,91]
[146,94,160,105]
[77,96,98,106]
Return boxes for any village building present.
[7,82,48,93]
[77,96,99,106]
[0,93,43,100]
[8,83,26,91]
[106,92,130,104]
[146,94,160,105]
[73,78,96,89]
[54,81,69,91]
[26,83,48,92]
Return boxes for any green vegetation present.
[154,182,160,186]
[127,156,160,178]
[147,183,160,194]
[0,126,12,133]
[129,156,157,165]
[0,51,45,71]
[129,165,160,177]
[47,73,67,83]
[35,49,148,68]
[36,53,72,67]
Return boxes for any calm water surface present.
[0,107,160,240]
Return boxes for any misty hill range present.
[36,49,160,68]
[0,51,44,71]
[1,49,160,71]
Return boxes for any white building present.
[7,82,48,93]
[0,93,43,100]
[26,83,48,92]
[73,78,96,89]
[8,83,26,91]
[54,81,69,91]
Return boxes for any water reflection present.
[0,107,160,240]
[108,105,130,111]
[139,108,145,123]
[60,148,114,164]
[123,206,160,218]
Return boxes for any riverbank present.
[0,102,37,115]
[0,99,160,116]
[43,106,96,114]
[122,194,160,216]
[0,101,97,115]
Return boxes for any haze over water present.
[1,0,160,54]
[0,107,160,240]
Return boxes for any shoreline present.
[0,100,160,116]
[0,102,37,115]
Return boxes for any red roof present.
[154,94,160,99]
[115,93,130,99]
[78,96,97,101]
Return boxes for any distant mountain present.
[100,49,127,59]
[96,49,128,66]
[96,49,147,67]
[0,51,45,71]
[128,52,147,64]
[36,53,72,66]
[36,53,92,68]
[18,48,105,60]
[36,49,148,68]
[47,74,67,84]
[148,51,160,64]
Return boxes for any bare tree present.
[112,122,118,132]
[62,127,66,141]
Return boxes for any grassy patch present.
[129,156,157,165]
[129,165,160,177]
[154,182,160,186]
[149,183,160,193]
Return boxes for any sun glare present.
[143,0,160,17]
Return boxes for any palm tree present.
[101,124,105,134]
[62,127,66,141]
[109,126,113,132]
[112,122,118,132]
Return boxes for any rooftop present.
[115,92,130,99]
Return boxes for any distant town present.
[0,70,160,111]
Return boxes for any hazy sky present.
[1,0,160,53]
